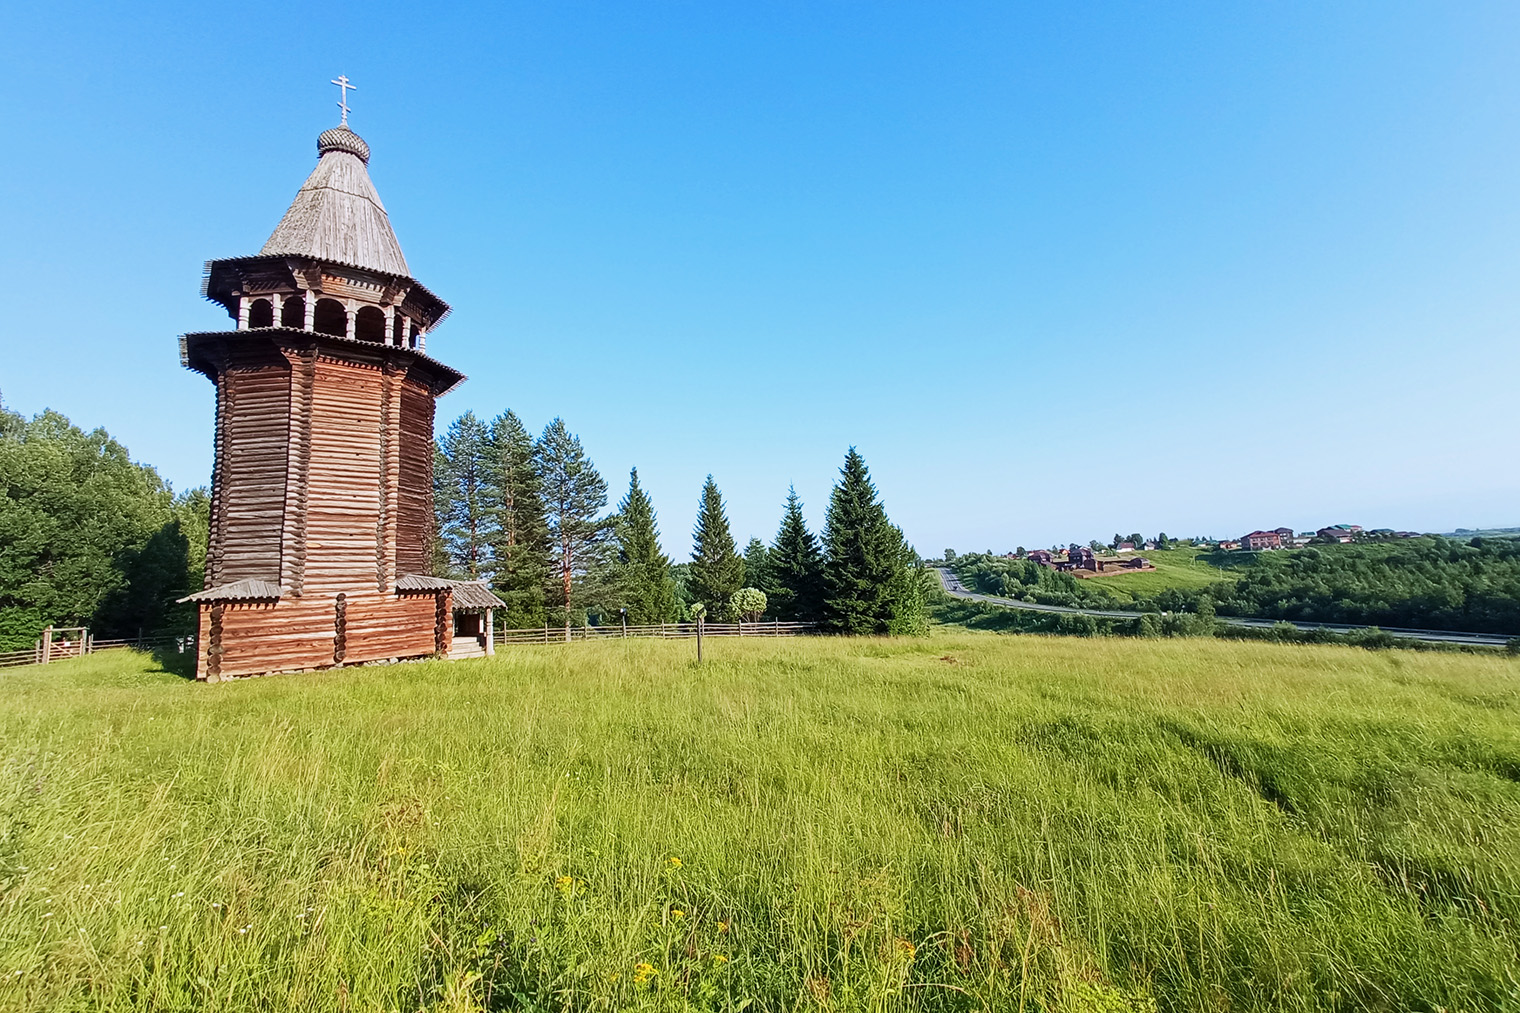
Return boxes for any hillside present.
[1071,545,1239,602]
[3,638,1518,1011]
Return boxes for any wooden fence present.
[0,630,194,670]
[0,620,811,669]
[496,621,817,645]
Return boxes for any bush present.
[728,587,767,623]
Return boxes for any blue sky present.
[3,2,1517,554]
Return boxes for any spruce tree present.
[435,411,491,579]
[484,410,550,628]
[767,486,824,622]
[536,418,612,634]
[689,476,744,614]
[614,468,679,624]
[742,538,770,591]
[821,448,927,635]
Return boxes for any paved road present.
[933,568,1515,647]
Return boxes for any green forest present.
[950,537,1520,635]
[0,401,926,650]
[432,410,927,635]
[0,405,207,651]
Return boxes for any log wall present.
[198,590,444,680]
[396,378,436,578]
[213,365,291,585]
[191,331,452,681]
[302,357,385,593]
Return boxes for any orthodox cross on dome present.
[331,75,357,126]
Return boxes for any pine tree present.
[435,411,491,579]
[689,476,744,613]
[613,468,679,624]
[766,486,824,622]
[821,448,927,635]
[536,418,612,634]
[742,538,770,590]
[484,410,550,628]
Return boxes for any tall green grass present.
[1,636,1517,1011]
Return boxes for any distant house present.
[1122,556,1150,569]
[1316,524,1360,543]
[1242,530,1283,551]
[1219,540,1241,550]
[1070,546,1099,572]
[1117,541,1136,551]
[1028,549,1054,566]
[1273,527,1294,538]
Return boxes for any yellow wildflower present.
[670,909,685,920]
[666,856,683,869]
[718,920,730,933]
[896,938,916,959]
[712,953,729,965]
[633,961,658,985]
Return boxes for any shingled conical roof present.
[260,125,410,276]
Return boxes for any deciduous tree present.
[0,404,196,648]
[729,587,767,623]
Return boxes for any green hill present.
[3,638,1517,1010]
[1076,546,1240,601]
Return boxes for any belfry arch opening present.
[313,298,348,337]
[281,296,305,328]
[247,299,274,328]
[355,306,386,343]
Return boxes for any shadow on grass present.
[149,643,198,680]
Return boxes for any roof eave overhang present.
[180,328,466,397]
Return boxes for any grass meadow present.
[2,635,1518,1011]
[1078,548,1239,602]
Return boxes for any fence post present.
[41,626,52,665]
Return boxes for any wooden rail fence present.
[496,621,817,645]
[0,620,813,669]
[0,629,194,670]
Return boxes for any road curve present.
[932,568,1515,647]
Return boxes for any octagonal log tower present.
[179,122,498,681]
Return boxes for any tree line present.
[947,536,1520,635]
[0,401,207,651]
[433,410,928,634]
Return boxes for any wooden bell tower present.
[179,99,494,681]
